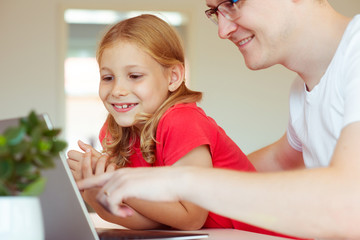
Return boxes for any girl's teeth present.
[115,104,135,109]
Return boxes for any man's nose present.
[218,14,237,39]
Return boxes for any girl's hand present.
[81,147,117,179]
[67,140,116,182]
[68,141,126,220]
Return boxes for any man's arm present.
[77,122,360,238]
[122,145,211,230]
[180,121,360,239]
[247,133,305,172]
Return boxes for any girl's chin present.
[117,123,135,128]
[113,119,136,128]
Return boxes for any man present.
[78,0,360,238]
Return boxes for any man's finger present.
[77,172,114,190]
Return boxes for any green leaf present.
[37,139,52,152]
[0,135,8,156]
[20,110,42,135]
[15,162,32,176]
[9,140,28,155]
[0,158,14,180]
[43,129,61,137]
[0,144,9,156]
[20,177,47,196]
[0,182,11,196]
[5,126,26,146]
[19,171,40,184]
[0,135,7,146]
[28,111,40,128]
[30,126,42,145]
[51,140,67,153]
[33,155,54,168]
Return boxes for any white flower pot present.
[0,196,44,240]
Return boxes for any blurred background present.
[1,0,359,154]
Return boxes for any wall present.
[0,0,359,154]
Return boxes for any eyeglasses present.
[205,0,241,25]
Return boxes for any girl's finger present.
[95,155,107,175]
[82,149,93,179]
[67,150,83,162]
[78,140,102,158]
[106,163,117,173]
[67,158,81,171]
[70,169,82,182]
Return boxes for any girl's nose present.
[111,80,129,97]
[218,14,237,39]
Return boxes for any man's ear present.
[168,64,185,92]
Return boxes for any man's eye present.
[209,9,218,16]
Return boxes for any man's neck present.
[284,3,351,91]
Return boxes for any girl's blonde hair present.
[97,14,202,167]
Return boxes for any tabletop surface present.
[90,213,292,240]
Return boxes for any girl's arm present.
[69,141,212,230]
[67,142,165,229]
[81,187,165,230]
[122,144,212,230]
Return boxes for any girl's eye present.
[101,75,113,81]
[129,74,143,80]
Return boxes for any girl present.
[67,14,299,239]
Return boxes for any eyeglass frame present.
[205,0,241,25]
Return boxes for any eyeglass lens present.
[206,0,239,24]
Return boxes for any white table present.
[90,213,292,240]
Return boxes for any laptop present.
[0,114,209,240]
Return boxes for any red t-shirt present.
[99,103,301,239]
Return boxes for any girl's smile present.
[112,103,138,112]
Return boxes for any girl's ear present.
[168,64,185,92]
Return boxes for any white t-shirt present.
[287,15,360,168]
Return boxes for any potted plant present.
[0,110,67,240]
